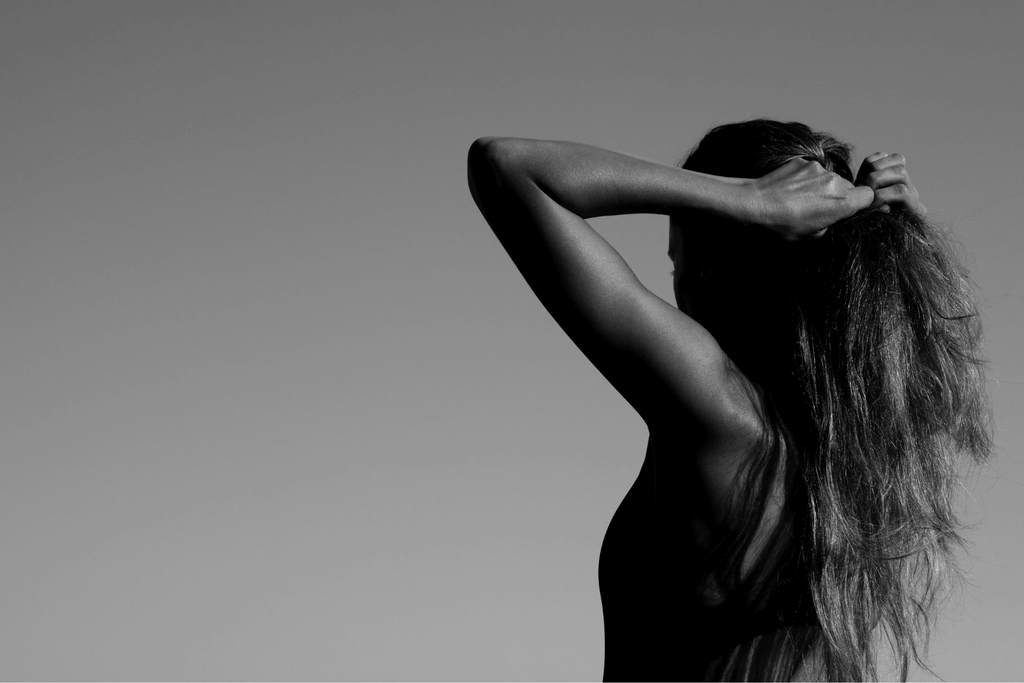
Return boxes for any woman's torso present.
[598,429,817,681]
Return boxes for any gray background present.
[2,1,1022,679]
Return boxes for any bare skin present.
[857,151,926,216]
[466,138,922,678]
[468,138,875,507]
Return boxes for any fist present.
[855,152,927,216]
[750,157,874,240]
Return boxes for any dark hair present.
[678,120,992,680]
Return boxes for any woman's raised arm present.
[466,138,870,437]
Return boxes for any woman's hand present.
[855,152,927,216]
[747,158,875,240]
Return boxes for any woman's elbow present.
[467,137,496,180]
[468,137,528,182]
[467,138,512,215]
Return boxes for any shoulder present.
[620,291,766,440]
[651,359,766,511]
[650,343,764,452]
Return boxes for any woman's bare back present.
[598,418,816,681]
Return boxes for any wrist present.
[717,177,764,228]
[743,176,799,238]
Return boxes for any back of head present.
[684,118,856,181]
[679,120,992,680]
[677,121,853,383]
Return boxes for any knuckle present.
[889,153,906,166]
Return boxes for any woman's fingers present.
[872,184,927,215]
[856,152,886,184]
[867,152,906,171]
[860,165,909,190]
[856,152,906,184]
[857,154,906,182]
[848,184,876,212]
[856,152,927,216]
[862,151,890,166]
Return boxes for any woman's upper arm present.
[468,138,749,437]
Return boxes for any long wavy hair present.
[677,120,992,680]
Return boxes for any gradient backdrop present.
[2,1,1022,680]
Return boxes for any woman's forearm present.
[471,137,754,222]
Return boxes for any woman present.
[466,120,990,681]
